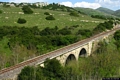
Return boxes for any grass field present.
[0,6,104,31]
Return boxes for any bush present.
[17,18,27,24]
[0,10,2,14]
[44,12,50,15]
[18,66,34,80]
[77,29,92,38]
[69,11,79,17]
[114,30,120,41]
[46,15,55,20]
[22,6,33,14]
[93,21,113,35]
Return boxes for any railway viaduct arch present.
[56,41,93,66]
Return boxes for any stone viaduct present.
[0,26,120,80]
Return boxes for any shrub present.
[46,15,55,20]
[44,12,50,15]
[0,10,2,14]
[77,29,92,38]
[69,11,79,17]
[17,18,27,24]
[22,6,33,14]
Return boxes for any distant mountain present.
[96,7,114,15]
[113,10,120,17]
[74,7,105,15]
[74,7,115,17]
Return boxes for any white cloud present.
[60,1,73,7]
[60,1,101,9]
[74,2,101,9]
[96,0,120,10]
[9,0,47,3]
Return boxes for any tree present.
[35,66,45,80]
[76,29,92,38]
[95,41,107,54]
[58,27,71,35]
[114,30,120,41]
[22,6,33,14]
[18,66,35,80]
[92,21,113,35]
[44,58,63,80]
[114,30,120,48]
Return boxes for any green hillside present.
[96,7,114,15]
[0,5,103,30]
[74,7,114,16]
[74,7,105,15]
[97,7,120,17]
[74,7,119,20]
[114,10,120,17]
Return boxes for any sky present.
[1,0,120,10]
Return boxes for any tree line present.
[91,15,120,21]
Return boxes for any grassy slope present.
[0,6,103,31]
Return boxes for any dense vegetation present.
[91,15,110,20]
[0,20,115,69]
[0,25,81,69]
[114,30,120,48]
[93,20,114,34]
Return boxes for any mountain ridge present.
[96,7,120,17]
[74,7,120,18]
[96,7,114,15]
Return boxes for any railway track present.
[0,26,120,79]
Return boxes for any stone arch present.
[65,54,76,65]
[79,48,87,57]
